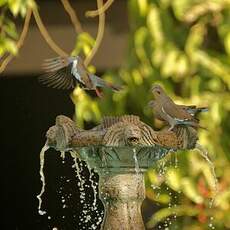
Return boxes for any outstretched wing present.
[38,57,76,90]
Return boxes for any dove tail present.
[197,107,208,113]
[181,120,208,130]
[90,74,122,91]
[106,82,122,91]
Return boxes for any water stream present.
[70,151,103,229]
[37,146,103,229]
[133,148,140,174]
[195,143,218,207]
[37,142,49,215]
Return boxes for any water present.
[133,148,140,174]
[195,143,218,207]
[195,143,218,229]
[37,142,49,215]
[70,151,103,229]
[37,146,103,229]
[70,151,86,203]
[150,145,217,229]
[88,167,98,211]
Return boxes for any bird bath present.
[38,115,198,229]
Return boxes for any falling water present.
[70,151,103,229]
[70,151,85,203]
[37,142,50,215]
[133,148,140,174]
[195,143,218,207]
[88,168,98,211]
[195,143,218,229]
[60,151,66,162]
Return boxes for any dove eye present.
[156,90,161,94]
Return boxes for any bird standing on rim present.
[149,100,208,120]
[149,84,206,130]
[38,56,121,97]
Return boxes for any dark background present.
[0,77,82,230]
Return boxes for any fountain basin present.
[43,115,198,229]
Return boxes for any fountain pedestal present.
[99,171,145,230]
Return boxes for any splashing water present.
[88,167,98,211]
[133,148,140,174]
[60,151,66,163]
[195,143,218,207]
[195,143,218,229]
[37,142,50,215]
[70,151,86,203]
[70,151,103,229]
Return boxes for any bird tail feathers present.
[90,74,122,91]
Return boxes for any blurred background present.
[1,0,230,229]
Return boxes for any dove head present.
[151,84,166,99]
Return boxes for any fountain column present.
[99,171,145,230]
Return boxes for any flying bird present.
[38,56,121,97]
[149,84,207,130]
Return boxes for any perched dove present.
[38,56,121,97]
[149,100,208,120]
[149,84,206,130]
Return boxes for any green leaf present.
[181,178,203,204]
[8,0,21,16]
[185,23,205,55]
[4,19,18,39]
[161,49,179,77]
[224,32,230,57]
[72,32,95,56]
[165,168,182,191]
[146,205,199,228]
[172,0,191,20]
[137,0,147,16]
[147,4,164,46]
[0,0,7,7]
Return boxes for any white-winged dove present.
[149,84,207,130]
[38,56,122,97]
[149,100,208,120]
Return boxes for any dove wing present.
[38,57,76,89]
[162,98,195,121]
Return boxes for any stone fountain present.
[43,114,198,229]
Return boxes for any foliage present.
[0,0,33,56]
[1,0,230,229]
[72,0,230,229]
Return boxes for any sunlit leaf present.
[224,32,230,57]
[4,19,18,39]
[4,38,17,55]
[215,189,230,210]
[137,0,147,16]
[181,178,203,204]
[165,168,182,191]
[161,49,179,77]
[172,0,191,20]
[0,0,7,7]
[8,0,21,16]
[147,4,164,46]
[146,205,199,228]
